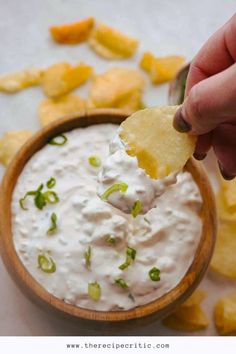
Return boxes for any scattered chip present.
[88,23,139,59]
[89,67,144,112]
[210,221,236,279]
[162,289,208,331]
[0,131,33,166]
[38,95,87,126]
[0,69,44,93]
[50,17,94,44]
[214,293,236,335]
[41,62,92,98]
[140,51,185,84]
[120,106,196,179]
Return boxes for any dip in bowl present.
[0,109,216,322]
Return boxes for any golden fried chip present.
[0,69,43,93]
[140,52,185,84]
[50,17,94,44]
[0,131,33,166]
[162,289,208,331]
[219,178,236,213]
[210,221,236,279]
[38,95,87,126]
[120,106,196,179]
[89,67,144,111]
[42,62,92,98]
[88,23,138,59]
[214,293,236,335]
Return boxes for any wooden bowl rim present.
[0,108,217,322]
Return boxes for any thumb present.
[173,63,236,135]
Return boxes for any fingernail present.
[193,152,207,161]
[218,162,235,180]
[173,107,192,132]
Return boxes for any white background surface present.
[0,0,236,336]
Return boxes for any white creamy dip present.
[12,124,202,311]
[97,131,177,215]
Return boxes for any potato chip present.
[89,67,145,112]
[0,69,43,93]
[0,131,33,166]
[140,52,185,84]
[210,221,236,279]
[38,95,87,126]
[214,293,236,335]
[162,289,208,331]
[42,62,92,98]
[120,106,196,179]
[50,17,94,44]
[88,23,138,59]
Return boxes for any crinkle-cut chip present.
[88,23,138,59]
[210,221,236,279]
[42,62,92,98]
[140,52,185,84]
[50,17,94,44]
[163,305,208,331]
[214,293,236,335]
[120,106,196,179]
[38,95,87,126]
[0,131,33,166]
[0,69,44,93]
[89,67,145,109]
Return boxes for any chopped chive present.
[88,155,101,168]
[144,217,150,224]
[84,245,92,269]
[46,177,56,189]
[88,282,101,301]
[128,293,135,302]
[49,134,67,146]
[101,182,128,201]
[47,213,57,235]
[149,267,161,281]
[115,278,129,289]
[119,247,136,270]
[19,190,37,210]
[131,200,142,218]
[43,191,59,204]
[38,253,56,273]
[106,235,116,245]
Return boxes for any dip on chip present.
[0,68,43,93]
[88,23,139,59]
[214,293,236,335]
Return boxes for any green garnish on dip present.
[49,134,67,146]
[106,235,116,245]
[101,182,128,201]
[115,278,129,289]
[46,177,56,189]
[19,183,59,211]
[84,245,92,269]
[119,247,136,270]
[44,191,59,204]
[38,253,56,273]
[131,200,142,218]
[47,213,57,235]
[149,267,161,281]
[88,282,101,301]
[88,155,101,168]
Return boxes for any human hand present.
[173,14,236,180]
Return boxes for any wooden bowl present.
[0,109,217,324]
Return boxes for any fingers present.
[193,132,212,160]
[212,123,236,179]
[173,63,236,135]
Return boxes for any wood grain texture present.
[0,109,217,324]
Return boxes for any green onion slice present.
[88,282,101,301]
[149,267,161,281]
[131,200,142,218]
[119,247,136,270]
[49,134,67,146]
[47,213,57,235]
[88,155,101,168]
[43,191,59,204]
[106,235,116,245]
[46,177,56,189]
[84,245,92,269]
[19,190,37,210]
[38,254,56,273]
[115,278,129,289]
[101,182,128,201]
